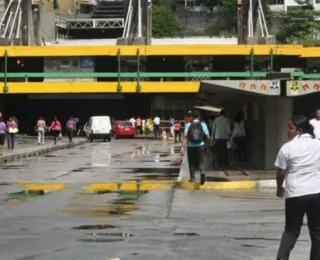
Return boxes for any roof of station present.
[0,42,319,57]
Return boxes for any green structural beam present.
[3,50,8,93]
[117,49,122,92]
[0,72,317,80]
[136,49,141,92]
[250,48,254,78]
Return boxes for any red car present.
[112,120,135,139]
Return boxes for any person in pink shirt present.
[50,117,61,145]
[66,117,75,143]
[0,116,6,155]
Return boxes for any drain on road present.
[77,238,124,243]
[173,232,200,236]
[73,224,117,230]
[87,232,134,237]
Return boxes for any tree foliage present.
[277,0,320,46]
[152,5,181,38]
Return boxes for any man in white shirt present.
[129,117,136,127]
[309,108,320,139]
[211,109,231,168]
[153,115,160,139]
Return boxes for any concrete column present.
[264,97,293,170]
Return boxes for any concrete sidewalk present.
[0,138,87,164]
[176,149,277,190]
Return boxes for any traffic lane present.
[0,189,309,260]
[0,139,182,185]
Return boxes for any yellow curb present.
[82,182,173,193]
[17,183,66,193]
[176,181,256,190]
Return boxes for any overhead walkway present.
[55,0,125,32]
[117,0,149,45]
[0,0,40,45]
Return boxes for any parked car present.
[86,116,112,142]
[112,120,135,139]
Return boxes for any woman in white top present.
[275,115,320,260]
[232,112,246,166]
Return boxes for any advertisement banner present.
[80,57,94,70]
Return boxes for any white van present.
[85,116,112,142]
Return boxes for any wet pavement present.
[0,139,309,260]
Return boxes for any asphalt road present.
[0,139,310,260]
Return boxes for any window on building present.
[316,0,320,4]
[270,0,284,5]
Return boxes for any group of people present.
[36,117,77,145]
[181,108,320,260]
[128,116,162,138]
[128,115,185,142]
[0,116,19,155]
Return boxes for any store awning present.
[194,105,223,113]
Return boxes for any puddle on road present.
[136,174,178,180]
[77,238,124,243]
[242,244,265,248]
[44,155,60,158]
[121,167,180,174]
[173,232,200,236]
[87,232,134,237]
[231,237,281,241]
[73,224,117,230]
[6,191,44,201]
[71,167,93,173]
[0,165,27,170]
[64,190,147,219]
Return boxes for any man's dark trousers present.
[187,146,205,180]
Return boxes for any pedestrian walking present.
[309,108,320,139]
[6,116,18,150]
[153,115,161,139]
[232,112,246,166]
[169,117,175,137]
[136,117,142,135]
[50,117,61,145]
[0,117,6,155]
[66,117,75,143]
[174,120,182,143]
[275,115,320,260]
[181,110,210,185]
[142,118,146,135]
[211,109,231,168]
[37,116,46,145]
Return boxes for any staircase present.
[91,0,125,19]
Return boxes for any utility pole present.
[237,0,243,44]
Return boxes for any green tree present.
[152,5,181,38]
[277,0,320,46]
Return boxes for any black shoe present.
[200,173,206,185]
